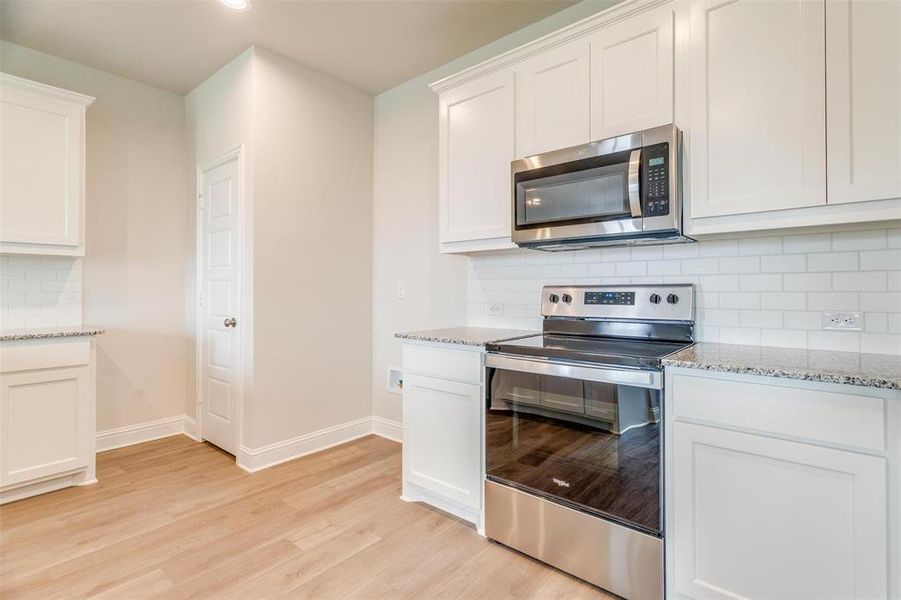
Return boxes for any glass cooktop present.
[487,334,691,370]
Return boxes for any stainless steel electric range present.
[484,284,695,599]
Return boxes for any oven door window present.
[486,367,661,535]
[515,151,632,229]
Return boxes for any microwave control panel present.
[642,142,670,217]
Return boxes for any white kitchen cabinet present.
[515,39,590,158]
[688,0,826,219]
[401,342,484,527]
[665,368,898,600]
[826,0,901,206]
[437,70,515,254]
[0,74,94,256]
[589,5,674,141]
[0,337,98,504]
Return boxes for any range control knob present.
[649,293,662,304]
[667,293,679,305]
[548,293,560,303]
[562,293,573,304]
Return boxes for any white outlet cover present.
[487,303,504,315]
[821,311,862,331]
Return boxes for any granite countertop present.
[0,326,106,342]
[663,342,901,390]
[395,327,537,347]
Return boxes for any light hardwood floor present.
[0,434,612,599]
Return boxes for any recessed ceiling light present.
[219,0,251,12]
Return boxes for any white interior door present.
[199,156,241,456]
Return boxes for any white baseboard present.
[95,414,401,470]
[96,415,195,452]
[237,416,374,473]
[371,416,402,443]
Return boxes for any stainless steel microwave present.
[511,124,692,250]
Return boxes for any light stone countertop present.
[395,327,537,347]
[662,342,901,390]
[0,326,106,342]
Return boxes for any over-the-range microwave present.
[511,124,693,250]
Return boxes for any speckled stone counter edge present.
[395,328,536,347]
[663,347,901,391]
[1,328,106,342]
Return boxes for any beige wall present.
[370,0,619,424]
[184,47,255,421]
[186,46,373,450]
[249,46,372,448]
[0,41,193,432]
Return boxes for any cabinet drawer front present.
[403,343,482,384]
[1,339,91,373]
[670,372,885,451]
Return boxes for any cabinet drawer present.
[403,343,482,384]
[1,339,91,373]
[670,372,885,451]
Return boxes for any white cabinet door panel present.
[0,366,92,487]
[439,71,514,245]
[515,39,590,158]
[589,6,674,140]
[689,0,826,218]
[673,422,887,600]
[0,75,92,254]
[402,373,481,510]
[826,0,901,205]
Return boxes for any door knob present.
[224,317,237,328]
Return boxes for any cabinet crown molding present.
[429,0,671,94]
[0,72,95,107]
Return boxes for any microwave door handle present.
[628,148,642,218]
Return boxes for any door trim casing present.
[194,145,247,459]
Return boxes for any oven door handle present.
[486,353,662,390]
[627,148,643,218]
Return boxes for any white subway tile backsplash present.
[807,252,858,272]
[832,229,886,251]
[0,256,82,328]
[761,255,806,273]
[860,249,901,271]
[833,272,887,291]
[466,228,901,355]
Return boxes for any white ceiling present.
[0,0,578,95]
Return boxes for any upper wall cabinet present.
[514,39,590,159]
[589,6,674,141]
[438,70,515,253]
[0,74,94,256]
[688,0,826,219]
[826,0,901,205]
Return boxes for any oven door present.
[485,354,663,536]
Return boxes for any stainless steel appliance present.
[511,124,692,250]
[484,284,695,599]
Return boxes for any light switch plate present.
[821,311,862,331]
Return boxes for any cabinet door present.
[689,0,826,218]
[0,76,90,250]
[589,6,674,140]
[826,0,901,205]
[439,71,514,247]
[1,367,92,487]
[402,373,481,510]
[515,39,590,158]
[672,422,887,600]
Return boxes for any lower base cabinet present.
[665,368,898,600]
[401,342,484,528]
[0,337,97,504]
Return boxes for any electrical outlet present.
[821,311,862,331]
[396,281,405,300]
[487,303,504,315]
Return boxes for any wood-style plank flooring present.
[0,435,613,599]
